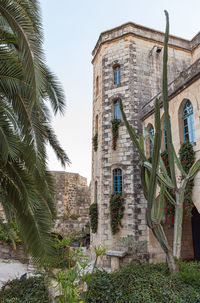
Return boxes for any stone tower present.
[91,22,192,264]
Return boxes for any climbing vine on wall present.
[92,133,98,151]
[89,203,98,233]
[112,119,120,150]
[110,193,125,234]
[179,142,195,216]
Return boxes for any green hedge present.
[85,262,200,302]
[0,275,48,303]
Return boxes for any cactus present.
[119,11,200,273]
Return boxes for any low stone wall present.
[0,242,27,263]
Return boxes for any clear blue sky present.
[40,0,200,184]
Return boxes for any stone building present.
[91,21,200,265]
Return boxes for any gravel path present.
[0,259,33,288]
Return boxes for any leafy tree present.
[0,0,69,264]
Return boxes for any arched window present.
[113,65,121,85]
[182,100,195,142]
[113,169,122,194]
[113,100,121,120]
[148,125,154,157]
[95,115,98,133]
[95,181,98,203]
[96,76,99,96]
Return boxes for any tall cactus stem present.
[162,10,176,188]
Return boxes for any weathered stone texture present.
[52,172,90,236]
[91,21,200,265]
[0,242,27,263]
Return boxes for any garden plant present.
[0,0,69,264]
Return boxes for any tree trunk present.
[166,250,179,273]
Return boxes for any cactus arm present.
[139,134,145,155]
[141,165,149,200]
[146,99,162,228]
[153,225,169,254]
[143,161,174,189]
[146,127,173,184]
[119,99,147,162]
[162,10,176,188]
[172,145,187,178]
[187,159,200,181]
[164,188,176,205]
[157,185,165,223]
[159,156,173,184]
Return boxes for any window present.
[96,76,99,96]
[113,168,122,194]
[113,65,121,85]
[148,125,154,157]
[182,100,195,142]
[95,115,98,132]
[95,181,98,203]
[113,100,121,120]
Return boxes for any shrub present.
[89,203,98,233]
[0,275,48,303]
[110,193,125,234]
[179,142,195,215]
[111,119,120,150]
[85,262,200,303]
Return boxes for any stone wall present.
[91,21,195,264]
[0,171,90,262]
[0,242,27,263]
[52,172,90,236]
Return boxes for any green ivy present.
[89,203,98,233]
[85,262,200,303]
[111,119,120,150]
[0,275,48,303]
[92,133,98,151]
[110,193,125,234]
[179,142,195,216]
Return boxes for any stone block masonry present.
[91,20,200,265]
[52,172,90,236]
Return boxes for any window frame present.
[148,125,154,157]
[113,99,121,120]
[113,168,122,194]
[113,65,121,85]
[182,100,195,143]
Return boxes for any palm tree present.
[0,0,69,264]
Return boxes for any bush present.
[85,262,200,302]
[0,275,48,303]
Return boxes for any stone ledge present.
[106,250,127,258]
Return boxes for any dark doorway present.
[192,206,200,261]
